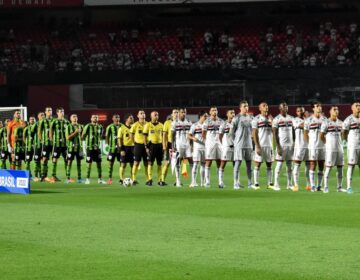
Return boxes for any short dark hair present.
[198,111,207,119]
[239,100,248,106]
[123,113,133,121]
[311,101,321,108]
[56,107,64,113]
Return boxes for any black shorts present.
[25,150,34,162]
[33,147,42,162]
[86,149,102,163]
[1,150,10,160]
[41,145,53,159]
[165,143,172,161]
[52,146,67,159]
[148,143,163,165]
[67,151,84,161]
[121,146,134,164]
[107,151,121,162]
[134,143,148,163]
[14,151,25,161]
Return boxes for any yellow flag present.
[181,160,188,177]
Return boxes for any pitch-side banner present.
[0,0,84,8]
[0,170,30,195]
[85,0,280,6]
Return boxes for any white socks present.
[337,166,343,188]
[324,167,331,189]
[205,166,211,185]
[293,163,300,186]
[274,161,283,187]
[309,170,316,187]
[246,161,252,185]
[305,161,310,186]
[233,161,240,186]
[266,167,272,185]
[254,166,260,185]
[347,165,354,189]
[286,161,292,187]
[219,168,224,186]
[200,164,205,186]
[191,162,198,185]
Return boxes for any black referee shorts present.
[121,146,134,164]
[133,143,148,163]
[148,143,163,165]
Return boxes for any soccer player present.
[272,102,294,191]
[143,111,164,186]
[82,114,105,184]
[32,112,45,181]
[304,101,327,192]
[252,102,275,190]
[65,114,83,183]
[105,114,121,185]
[202,106,224,188]
[292,106,311,191]
[23,116,36,177]
[49,108,69,182]
[343,101,360,193]
[38,107,53,182]
[218,109,235,188]
[172,108,193,187]
[118,114,134,184]
[7,110,26,170]
[232,101,254,190]
[320,106,346,193]
[0,119,11,169]
[130,110,149,184]
[162,109,179,185]
[188,111,207,187]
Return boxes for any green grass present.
[1,159,360,280]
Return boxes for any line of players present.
[0,101,359,192]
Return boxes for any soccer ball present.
[123,178,133,187]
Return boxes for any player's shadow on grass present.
[30,190,64,194]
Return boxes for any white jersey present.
[219,121,234,148]
[293,117,307,149]
[304,115,327,150]
[320,118,343,152]
[189,122,205,151]
[203,117,223,145]
[251,114,273,147]
[272,114,294,147]
[171,118,192,148]
[343,115,360,149]
[232,113,253,149]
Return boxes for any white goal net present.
[0,106,28,122]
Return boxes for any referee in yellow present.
[118,113,134,185]
[143,111,164,186]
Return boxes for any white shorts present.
[178,145,192,159]
[221,146,234,161]
[193,149,205,162]
[234,148,253,161]
[275,146,294,161]
[293,148,309,162]
[309,148,325,161]
[253,147,273,163]
[325,150,344,167]
[205,142,222,160]
[347,148,360,165]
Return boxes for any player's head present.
[13,110,21,120]
[279,102,288,114]
[311,101,322,114]
[150,111,159,123]
[171,108,179,120]
[137,110,145,121]
[198,111,208,122]
[330,106,339,119]
[209,106,218,118]
[45,107,52,118]
[178,108,186,120]
[124,113,134,125]
[70,114,78,123]
[296,106,305,118]
[56,107,64,119]
[29,116,36,125]
[112,114,120,124]
[227,109,235,121]
[259,102,268,115]
[239,100,249,114]
[38,112,45,121]
[351,101,360,115]
[91,114,99,124]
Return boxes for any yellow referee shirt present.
[143,122,163,144]
[130,121,147,144]
[118,124,134,147]
[163,119,172,144]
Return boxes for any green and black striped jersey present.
[31,123,41,149]
[50,119,69,148]
[23,125,34,152]
[38,117,53,146]
[82,123,103,151]
[65,123,83,153]
[106,123,121,153]
[14,126,25,152]
[0,127,8,151]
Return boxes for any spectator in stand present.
[220,32,228,49]
[120,29,128,42]
[131,28,139,42]
[108,32,117,46]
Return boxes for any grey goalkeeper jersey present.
[232,113,253,149]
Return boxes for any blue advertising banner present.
[0,169,30,195]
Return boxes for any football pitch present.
[1,160,360,280]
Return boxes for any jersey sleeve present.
[342,117,350,131]
[251,117,258,129]
[231,116,239,132]
[82,124,89,138]
[320,121,328,133]
[143,123,149,135]
[272,116,279,128]
[304,118,310,131]
[189,124,195,135]
[117,126,122,139]
[202,119,209,131]
[171,120,177,132]
[219,122,226,134]
[129,123,136,134]
[105,125,111,138]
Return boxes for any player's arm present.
[105,125,110,145]
[201,122,207,143]
[162,124,168,152]
[117,127,122,150]
[81,124,88,140]
[320,122,327,144]
[252,128,261,155]
[171,122,177,151]
[129,123,135,143]
[342,120,349,141]
[303,120,309,143]
[67,126,79,141]
[219,124,224,144]
[7,122,12,151]
[49,120,55,142]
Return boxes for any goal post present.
[0,105,28,122]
